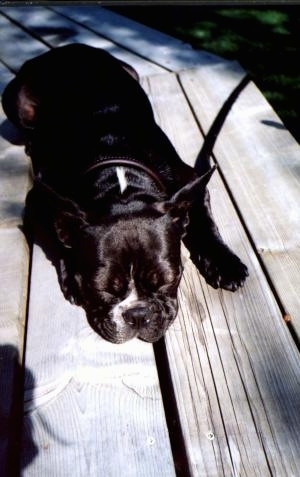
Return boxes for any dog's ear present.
[154,167,216,221]
[54,208,88,249]
[2,79,38,129]
[33,179,89,248]
[119,60,140,82]
[17,85,39,128]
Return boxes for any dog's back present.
[3,44,150,127]
[2,44,157,188]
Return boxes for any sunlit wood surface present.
[0,6,299,476]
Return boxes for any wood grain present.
[1,7,300,476]
[179,65,300,339]
[0,15,175,475]
[0,63,31,471]
[51,5,223,72]
[0,12,48,72]
[0,7,165,76]
[22,245,175,476]
[144,72,300,476]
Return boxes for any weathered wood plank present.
[179,65,300,339]
[2,8,299,476]
[143,73,300,476]
[22,245,175,476]
[0,63,31,472]
[0,12,48,71]
[0,12,176,474]
[50,5,224,72]
[0,6,165,76]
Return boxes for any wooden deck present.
[0,6,299,477]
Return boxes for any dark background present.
[110,5,300,144]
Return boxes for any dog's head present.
[36,169,214,343]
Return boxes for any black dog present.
[2,44,248,343]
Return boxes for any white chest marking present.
[116,167,127,193]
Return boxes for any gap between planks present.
[143,72,300,476]
[176,68,300,352]
[178,66,300,341]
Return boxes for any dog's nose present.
[123,307,151,329]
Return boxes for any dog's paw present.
[193,246,249,291]
[61,280,80,305]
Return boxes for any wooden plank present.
[0,13,175,474]
[51,5,224,72]
[179,65,300,339]
[0,12,48,71]
[0,6,165,76]
[21,244,176,476]
[142,73,300,476]
[0,63,31,472]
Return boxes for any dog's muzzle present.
[123,306,152,329]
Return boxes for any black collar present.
[82,157,167,193]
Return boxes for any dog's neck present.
[82,156,167,193]
[78,156,168,216]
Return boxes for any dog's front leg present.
[24,186,82,304]
[183,189,248,291]
[57,252,82,305]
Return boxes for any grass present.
[110,6,300,143]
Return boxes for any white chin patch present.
[111,285,138,325]
[116,166,127,193]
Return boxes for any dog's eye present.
[147,271,176,290]
[148,272,159,287]
[156,269,182,294]
[111,276,126,295]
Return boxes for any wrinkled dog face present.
[66,215,183,343]
[41,169,214,343]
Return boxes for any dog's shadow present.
[22,189,76,304]
[1,119,75,307]
[0,119,64,297]
[0,119,26,146]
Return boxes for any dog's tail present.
[194,73,251,176]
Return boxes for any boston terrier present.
[2,44,248,343]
